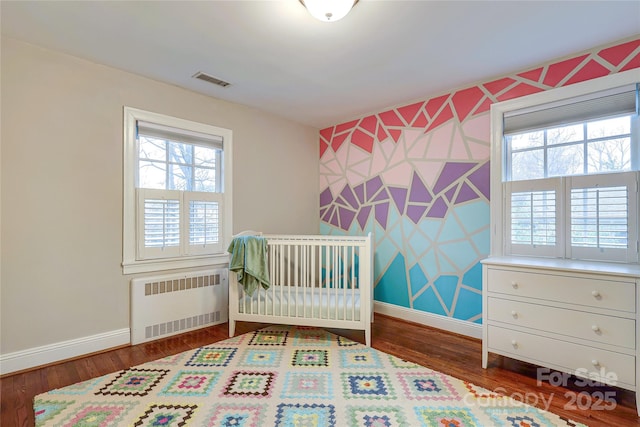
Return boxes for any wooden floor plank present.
[1,315,637,426]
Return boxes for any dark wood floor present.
[1,314,638,426]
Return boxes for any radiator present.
[130,269,228,344]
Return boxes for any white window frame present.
[490,69,640,263]
[123,107,233,274]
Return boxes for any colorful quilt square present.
[53,401,138,426]
[397,371,460,401]
[388,355,420,369]
[248,330,288,346]
[414,406,480,427]
[96,368,168,397]
[337,335,360,347]
[33,399,74,425]
[222,371,277,398]
[293,328,332,346]
[346,406,409,427]
[291,349,329,367]
[484,406,567,426]
[275,403,336,427]
[238,348,284,368]
[340,348,383,369]
[159,370,220,397]
[341,372,396,400]
[185,347,237,367]
[281,372,333,399]
[205,403,267,427]
[134,403,198,426]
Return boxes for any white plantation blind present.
[189,201,219,245]
[506,178,562,258]
[186,192,223,255]
[511,190,556,246]
[570,186,627,248]
[567,172,638,263]
[137,189,182,259]
[144,199,181,248]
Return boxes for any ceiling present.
[2,1,639,129]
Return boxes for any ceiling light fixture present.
[300,0,359,23]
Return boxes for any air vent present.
[193,71,231,87]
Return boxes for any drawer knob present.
[592,325,601,333]
[592,359,600,367]
[511,340,518,349]
[511,281,519,289]
[591,290,601,299]
[511,310,518,319]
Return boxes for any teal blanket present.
[228,236,270,296]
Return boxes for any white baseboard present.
[374,301,482,339]
[0,328,130,375]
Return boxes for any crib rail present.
[229,233,373,345]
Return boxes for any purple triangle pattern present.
[455,182,479,204]
[340,185,360,209]
[366,176,383,201]
[432,162,476,194]
[389,187,408,215]
[320,187,333,207]
[320,161,488,231]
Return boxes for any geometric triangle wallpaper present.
[319,37,640,324]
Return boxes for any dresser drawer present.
[488,297,635,349]
[487,325,635,387]
[487,268,635,312]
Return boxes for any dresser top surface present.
[482,256,640,278]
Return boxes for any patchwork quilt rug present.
[34,325,585,426]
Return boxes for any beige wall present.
[0,37,319,354]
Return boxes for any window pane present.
[587,138,631,173]
[511,149,544,180]
[195,146,217,167]
[587,115,631,139]
[168,141,193,165]
[139,161,166,189]
[571,186,628,249]
[144,199,180,248]
[139,136,166,161]
[168,164,191,191]
[194,167,217,192]
[548,144,583,177]
[547,123,584,145]
[190,200,219,245]
[511,190,556,245]
[508,131,544,150]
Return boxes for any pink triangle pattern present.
[319,38,639,161]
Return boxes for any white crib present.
[228,233,374,346]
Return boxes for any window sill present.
[122,253,230,275]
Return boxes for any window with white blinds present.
[123,107,233,273]
[506,179,562,258]
[492,72,639,263]
[566,172,637,263]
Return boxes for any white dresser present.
[482,256,640,415]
